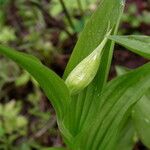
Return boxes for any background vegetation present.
[0,0,149,149]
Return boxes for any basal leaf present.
[115,65,150,148]
[132,95,150,148]
[108,35,150,59]
[116,119,135,150]
[115,66,136,150]
[117,66,150,148]
[73,62,150,150]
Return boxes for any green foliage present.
[115,66,150,149]
[0,0,150,150]
[0,44,70,121]
[121,3,150,32]
[132,95,150,148]
[0,87,54,150]
[0,59,19,96]
[0,101,27,134]
[116,119,135,150]
[63,2,124,146]
[15,70,39,87]
[122,4,140,28]
[108,35,150,59]
[65,30,111,94]
[0,101,27,149]
[72,62,150,150]
[0,27,16,43]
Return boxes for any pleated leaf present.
[132,95,150,148]
[73,62,150,150]
[116,65,150,148]
[115,66,136,150]
[116,119,135,150]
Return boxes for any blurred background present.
[0,0,149,149]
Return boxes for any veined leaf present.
[73,62,150,150]
[108,35,150,59]
[115,65,150,148]
[115,66,136,150]
[0,45,70,120]
[63,0,125,136]
[132,95,150,148]
[116,119,135,150]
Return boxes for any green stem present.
[77,0,84,16]
[59,0,75,31]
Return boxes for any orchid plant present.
[0,0,150,150]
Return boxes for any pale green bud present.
[65,30,112,95]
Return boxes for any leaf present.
[64,0,124,81]
[132,95,150,148]
[63,0,125,136]
[108,35,150,59]
[115,65,150,148]
[115,65,136,150]
[116,119,135,150]
[115,65,131,76]
[0,44,70,120]
[73,62,150,150]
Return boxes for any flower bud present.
[65,30,112,95]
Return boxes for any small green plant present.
[122,4,150,28]
[0,0,150,150]
[0,101,27,149]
